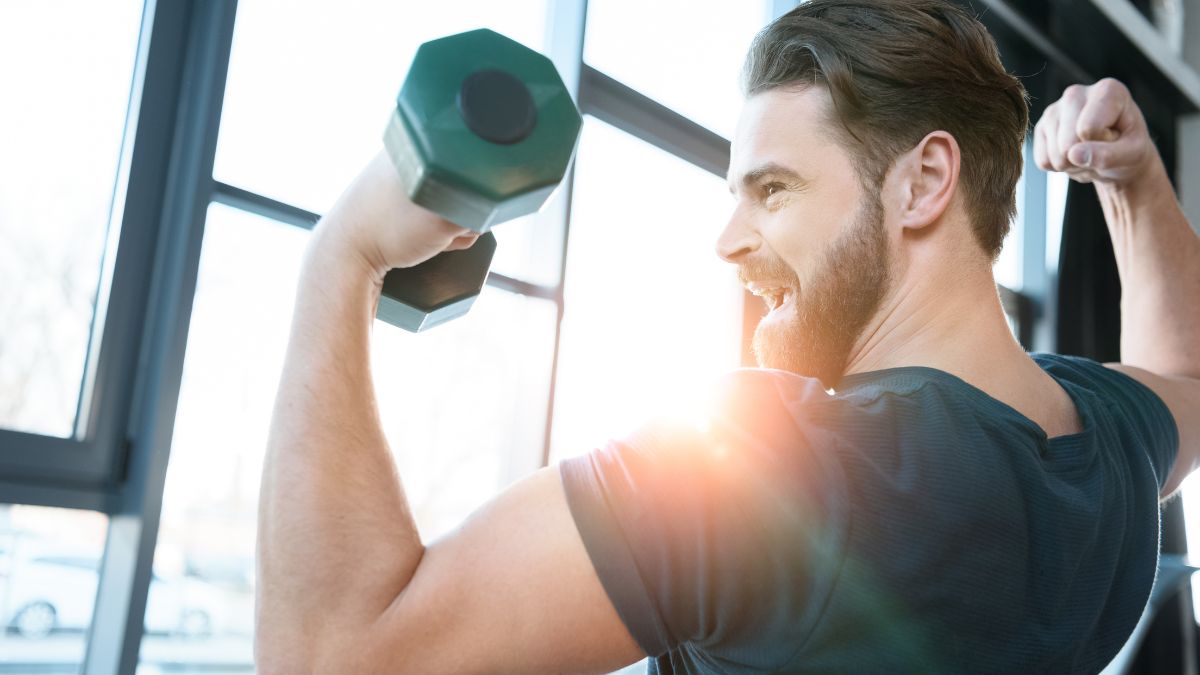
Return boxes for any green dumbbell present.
[378,28,582,331]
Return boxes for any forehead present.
[728,87,850,191]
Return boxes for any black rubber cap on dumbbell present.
[456,69,537,145]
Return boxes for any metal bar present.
[212,180,559,300]
[212,180,320,229]
[539,0,588,469]
[0,428,110,488]
[486,272,557,300]
[0,478,116,513]
[971,0,1093,84]
[579,65,731,179]
[83,0,238,672]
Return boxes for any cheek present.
[764,200,856,280]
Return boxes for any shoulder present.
[1030,352,1166,426]
[631,369,838,460]
[576,369,847,500]
[1031,352,1116,383]
[1032,352,1181,493]
[1032,352,1173,424]
[558,371,857,662]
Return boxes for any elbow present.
[256,637,367,675]
[257,625,410,675]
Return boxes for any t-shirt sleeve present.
[1097,366,1180,491]
[558,370,850,666]
[1038,354,1180,491]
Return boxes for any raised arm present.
[1033,79,1200,496]
[255,150,642,672]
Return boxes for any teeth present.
[748,286,789,310]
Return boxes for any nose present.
[715,204,760,263]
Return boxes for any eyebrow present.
[727,162,807,196]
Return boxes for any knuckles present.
[1093,77,1129,100]
[1062,84,1087,102]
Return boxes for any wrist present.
[306,220,387,291]
[311,149,408,284]
[1095,154,1171,207]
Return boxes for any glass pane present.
[0,505,108,671]
[1045,171,1070,272]
[993,154,1025,292]
[585,0,771,138]
[0,1,143,437]
[141,203,556,669]
[214,0,561,285]
[551,119,743,461]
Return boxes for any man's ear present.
[894,130,960,232]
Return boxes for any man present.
[255,0,1199,672]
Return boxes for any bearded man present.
[255,1,1200,672]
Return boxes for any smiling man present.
[256,0,1200,673]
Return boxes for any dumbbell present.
[378,28,582,331]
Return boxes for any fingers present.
[1033,104,1062,171]
[1033,116,1051,171]
[1075,78,1130,142]
[444,232,482,251]
[1055,85,1088,169]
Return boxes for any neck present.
[840,246,1028,385]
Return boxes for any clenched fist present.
[1032,78,1159,188]
[316,150,483,280]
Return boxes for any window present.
[551,118,743,460]
[0,1,143,437]
[584,0,772,138]
[0,505,107,670]
[140,203,557,669]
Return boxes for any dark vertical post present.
[83,1,238,673]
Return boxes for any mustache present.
[737,257,800,287]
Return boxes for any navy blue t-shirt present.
[560,354,1179,674]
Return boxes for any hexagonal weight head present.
[377,231,497,332]
[385,28,583,232]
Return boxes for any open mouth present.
[750,286,792,312]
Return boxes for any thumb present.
[1066,137,1148,182]
[1068,138,1142,169]
[1067,142,1098,168]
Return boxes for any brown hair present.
[742,0,1029,262]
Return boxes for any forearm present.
[1096,157,1200,379]
[256,206,422,667]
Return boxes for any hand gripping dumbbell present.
[378,29,583,331]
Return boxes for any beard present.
[747,193,890,387]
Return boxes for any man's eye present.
[763,183,783,198]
